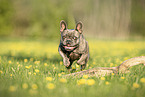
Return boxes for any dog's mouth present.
[63,45,76,51]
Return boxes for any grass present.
[0,39,145,97]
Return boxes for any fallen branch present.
[64,56,145,77]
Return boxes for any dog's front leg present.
[59,47,70,67]
[77,53,89,69]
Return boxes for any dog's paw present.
[77,60,85,65]
[63,58,70,67]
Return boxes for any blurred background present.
[0,0,145,40]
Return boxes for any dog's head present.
[60,20,83,51]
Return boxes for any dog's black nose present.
[66,39,71,44]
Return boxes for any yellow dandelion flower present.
[133,83,140,88]
[8,61,12,64]
[58,73,62,77]
[10,74,13,77]
[100,77,105,80]
[29,65,32,68]
[121,77,125,79]
[61,72,65,75]
[9,85,17,92]
[83,75,88,79]
[72,67,76,69]
[110,63,113,67]
[60,61,63,65]
[105,81,110,85]
[87,79,95,86]
[140,78,145,83]
[93,62,96,65]
[33,73,36,75]
[24,59,28,62]
[35,69,39,73]
[46,83,55,89]
[31,84,38,90]
[59,78,67,83]
[0,70,3,74]
[25,66,30,69]
[34,61,40,64]
[77,79,87,85]
[111,73,115,76]
[28,72,31,75]
[46,77,53,81]
[22,83,28,89]
[44,63,48,66]
[16,62,19,64]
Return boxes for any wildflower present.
[59,78,67,83]
[8,61,12,64]
[25,66,30,69]
[87,79,95,86]
[61,72,65,75]
[100,77,105,80]
[28,72,31,75]
[35,69,39,73]
[83,75,88,79]
[133,83,140,88]
[140,78,145,83]
[31,84,38,90]
[22,83,28,89]
[46,77,53,81]
[93,62,96,65]
[33,73,36,75]
[29,65,32,68]
[0,70,3,74]
[24,59,28,62]
[44,63,48,66]
[46,83,55,89]
[9,85,17,92]
[34,61,40,64]
[105,81,110,85]
[60,61,63,65]
[58,73,61,77]
[110,63,113,67]
[72,67,76,70]
[121,77,125,79]
[77,79,87,85]
[10,74,13,77]
[111,73,115,76]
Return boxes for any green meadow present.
[0,39,145,97]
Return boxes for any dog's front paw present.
[63,58,70,67]
[77,60,85,65]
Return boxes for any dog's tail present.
[64,56,145,77]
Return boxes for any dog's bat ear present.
[75,22,83,33]
[60,20,67,32]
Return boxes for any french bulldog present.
[58,20,89,70]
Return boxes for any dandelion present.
[87,79,95,86]
[46,77,53,81]
[111,73,115,76]
[77,79,86,85]
[60,61,63,65]
[25,66,30,69]
[10,74,13,77]
[0,70,3,74]
[35,69,39,73]
[22,83,28,89]
[83,75,88,79]
[140,78,145,83]
[100,77,105,80]
[76,64,79,68]
[34,61,40,64]
[121,77,125,79]
[8,60,12,64]
[29,65,32,68]
[33,73,36,75]
[31,84,38,90]
[28,72,31,75]
[9,85,17,92]
[44,63,48,66]
[133,83,140,88]
[59,78,67,83]
[24,59,28,62]
[58,73,62,77]
[110,63,113,67]
[105,81,110,85]
[61,72,65,75]
[72,67,76,70]
[46,83,55,89]
[93,62,96,65]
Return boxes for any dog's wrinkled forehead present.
[62,29,80,37]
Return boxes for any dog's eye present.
[73,37,77,40]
